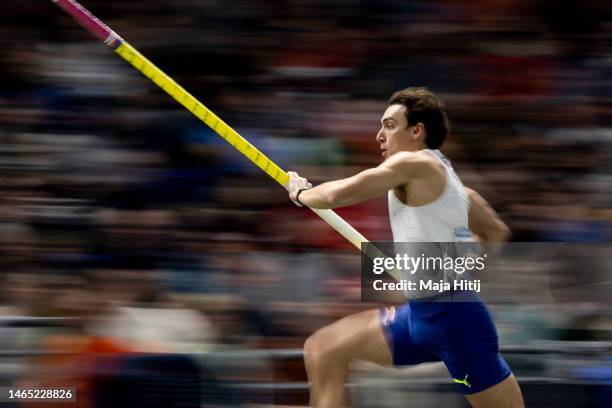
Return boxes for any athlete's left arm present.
[286,152,425,209]
[466,188,511,242]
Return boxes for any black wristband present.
[295,188,311,207]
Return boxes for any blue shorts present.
[380,290,511,395]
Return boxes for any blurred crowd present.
[1,0,612,406]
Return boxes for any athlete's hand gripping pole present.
[50,0,401,278]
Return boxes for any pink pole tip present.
[52,0,113,43]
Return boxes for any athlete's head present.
[377,87,449,158]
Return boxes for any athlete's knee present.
[304,333,316,359]
[304,331,317,351]
[304,332,322,375]
[304,331,325,364]
[304,329,343,368]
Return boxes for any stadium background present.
[0,0,611,406]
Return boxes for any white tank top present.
[388,149,473,243]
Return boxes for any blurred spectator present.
[1,0,612,406]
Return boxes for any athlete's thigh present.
[435,300,512,395]
[465,374,525,408]
[382,303,441,366]
[311,309,392,366]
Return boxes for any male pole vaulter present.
[286,88,525,408]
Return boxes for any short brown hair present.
[388,87,450,149]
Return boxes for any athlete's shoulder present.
[383,150,441,174]
[385,150,431,164]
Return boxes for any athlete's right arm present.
[466,188,511,242]
[286,152,427,209]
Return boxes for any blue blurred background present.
[0,0,611,406]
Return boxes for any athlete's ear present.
[411,122,426,142]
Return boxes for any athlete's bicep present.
[299,152,424,209]
[343,166,406,200]
[327,154,416,206]
[467,188,511,242]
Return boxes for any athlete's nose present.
[376,128,385,143]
